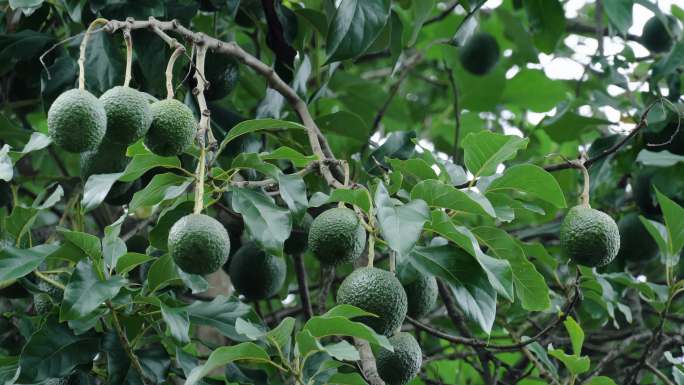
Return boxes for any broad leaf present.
[326,0,391,62]
[185,295,253,341]
[160,303,190,344]
[485,164,567,208]
[374,183,429,256]
[81,172,124,212]
[119,154,181,182]
[0,244,58,282]
[231,187,292,256]
[129,173,192,211]
[462,131,529,178]
[656,188,684,255]
[410,179,496,217]
[60,261,126,320]
[185,343,272,385]
[303,316,392,350]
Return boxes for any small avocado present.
[33,292,53,315]
[284,213,312,255]
[144,99,197,156]
[560,205,620,267]
[459,32,500,76]
[336,267,407,336]
[308,207,366,266]
[400,270,437,320]
[37,275,63,300]
[47,89,106,153]
[226,242,286,300]
[44,374,80,385]
[376,332,422,385]
[617,212,658,262]
[641,16,675,53]
[168,213,231,275]
[100,86,152,145]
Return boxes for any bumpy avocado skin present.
[227,242,286,300]
[641,16,673,53]
[376,332,422,385]
[336,267,408,336]
[402,272,438,319]
[459,32,500,76]
[44,375,79,385]
[100,86,152,145]
[205,56,240,100]
[560,205,620,267]
[284,214,312,255]
[144,99,197,156]
[308,208,367,265]
[48,89,106,153]
[168,214,231,275]
[33,293,53,315]
[617,212,658,262]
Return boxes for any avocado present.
[641,16,675,53]
[33,292,53,315]
[308,207,366,266]
[459,32,500,76]
[190,55,240,100]
[375,332,422,385]
[226,242,286,300]
[47,89,106,153]
[144,99,197,156]
[37,275,63,300]
[560,205,620,267]
[79,142,133,204]
[284,213,312,255]
[336,267,407,336]
[100,86,152,145]
[617,212,658,262]
[168,213,231,275]
[401,271,437,319]
[44,374,80,385]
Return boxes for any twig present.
[317,265,335,315]
[354,338,385,385]
[192,42,210,215]
[106,301,154,385]
[34,271,65,290]
[445,65,462,164]
[371,53,423,131]
[424,0,460,25]
[292,252,313,320]
[645,362,676,385]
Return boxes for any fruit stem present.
[165,43,185,99]
[122,26,133,87]
[577,158,590,207]
[78,18,108,90]
[194,145,206,214]
[34,271,65,290]
[367,235,375,267]
[192,43,210,214]
[389,250,396,273]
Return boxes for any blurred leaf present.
[655,188,684,256]
[278,173,308,219]
[603,0,633,34]
[326,0,391,62]
[502,69,567,112]
[84,31,124,95]
[548,349,590,375]
[316,111,370,143]
[462,131,529,178]
[585,377,617,385]
[540,108,610,143]
[637,149,684,166]
[0,145,12,181]
[160,303,190,344]
[115,252,152,275]
[563,316,584,356]
[523,0,566,53]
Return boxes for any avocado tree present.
[1,0,683,384]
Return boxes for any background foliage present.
[0,0,683,384]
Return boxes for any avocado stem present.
[578,159,590,207]
[122,26,133,87]
[78,18,108,90]
[164,43,185,99]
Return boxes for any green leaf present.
[84,30,124,95]
[472,226,551,311]
[584,376,617,385]
[485,164,566,207]
[462,131,529,178]
[636,150,684,166]
[328,187,372,214]
[326,0,391,62]
[315,111,370,143]
[410,244,497,333]
[539,107,611,143]
[410,179,496,217]
[603,0,633,34]
[18,318,99,383]
[236,318,266,340]
[296,329,323,359]
[321,304,377,319]
[323,340,360,361]
[129,173,192,211]
[231,152,281,178]
[119,154,181,182]
[303,316,392,350]
[231,187,292,256]
[262,146,317,168]
[328,372,369,385]
[0,356,19,385]
[103,213,126,270]
[145,254,180,294]
[502,69,567,112]
[0,244,58,282]
[58,228,102,260]
[656,188,684,256]
[374,183,430,256]
[219,119,307,154]
[404,0,434,46]
[149,201,194,251]
[523,0,566,53]
[387,158,438,187]
[185,295,253,341]
[548,349,590,375]
[563,316,584,356]
[185,342,272,385]
[8,0,45,16]
[60,260,126,321]
[115,252,153,275]
[639,216,670,261]
[81,172,123,212]
[160,302,190,344]
[278,173,308,219]
[266,316,296,351]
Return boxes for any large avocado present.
[375,332,422,385]
[168,213,231,275]
[560,205,620,267]
[226,242,286,300]
[308,207,366,266]
[144,99,197,156]
[401,271,437,319]
[641,16,675,53]
[48,89,106,153]
[336,267,407,336]
[459,32,500,76]
[617,212,658,262]
[100,86,152,145]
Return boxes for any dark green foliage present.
[376,332,422,385]
[37,275,63,300]
[226,242,286,300]
[193,55,240,100]
[43,374,80,385]
[560,205,620,267]
[0,280,29,298]
[643,118,684,155]
[100,86,152,145]
[401,271,437,319]
[459,32,500,76]
[144,99,197,156]
[47,89,106,153]
[168,213,231,275]
[336,267,407,336]
[308,208,366,265]
[641,16,674,53]
[284,213,312,255]
[79,141,133,203]
[617,212,658,262]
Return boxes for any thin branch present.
[193,42,209,215]
[293,252,313,320]
[424,0,460,25]
[122,24,133,87]
[645,362,676,385]
[445,65,462,164]
[106,301,154,385]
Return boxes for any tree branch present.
[106,301,154,385]
[292,252,313,320]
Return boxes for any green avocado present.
[198,55,240,100]
[560,205,620,267]
[641,16,675,53]
[44,374,80,385]
[336,267,407,336]
[47,89,107,153]
[227,242,286,300]
[37,275,63,300]
[33,292,53,315]
[100,86,152,145]
[617,212,658,262]
[168,213,231,275]
[144,99,197,156]
[401,271,437,319]
[284,213,312,255]
[459,32,500,76]
[375,332,422,385]
[308,207,366,266]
